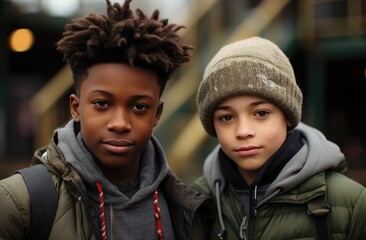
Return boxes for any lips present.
[102,139,134,154]
[234,146,260,157]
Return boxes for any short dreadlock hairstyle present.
[56,0,193,96]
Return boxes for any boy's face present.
[70,63,163,183]
[213,95,289,185]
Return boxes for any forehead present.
[80,63,160,96]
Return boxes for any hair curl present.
[56,0,193,95]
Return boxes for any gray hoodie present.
[56,120,175,240]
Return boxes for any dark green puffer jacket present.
[192,123,366,240]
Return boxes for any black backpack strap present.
[17,164,58,240]
[307,194,331,240]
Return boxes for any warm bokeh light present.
[42,0,79,17]
[8,28,35,52]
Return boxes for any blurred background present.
[0,0,365,184]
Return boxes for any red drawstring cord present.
[154,190,164,240]
[95,182,164,240]
[96,181,107,240]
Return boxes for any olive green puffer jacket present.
[193,170,366,240]
[192,123,366,240]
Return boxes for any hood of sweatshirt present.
[54,120,174,239]
[56,120,170,205]
[203,122,347,198]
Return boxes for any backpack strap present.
[17,164,58,240]
[307,194,331,240]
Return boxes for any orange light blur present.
[8,28,35,52]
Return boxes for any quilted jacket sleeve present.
[347,187,366,240]
[0,174,30,240]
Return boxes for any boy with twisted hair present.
[0,1,209,239]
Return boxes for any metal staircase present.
[29,0,366,181]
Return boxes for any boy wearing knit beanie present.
[192,36,366,240]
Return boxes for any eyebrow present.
[250,100,268,106]
[90,89,113,97]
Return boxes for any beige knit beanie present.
[197,36,303,137]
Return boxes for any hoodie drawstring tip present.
[217,229,227,240]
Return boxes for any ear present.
[70,94,81,122]
[154,101,164,127]
[287,120,291,128]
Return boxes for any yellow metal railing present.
[299,0,365,47]
[30,65,72,148]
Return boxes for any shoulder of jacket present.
[325,171,365,201]
[32,141,74,183]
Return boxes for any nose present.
[107,108,131,133]
[235,117,255,139]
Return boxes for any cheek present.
[264,125,287,151]
[216,129,232,150]
[214,121,227,139]
[79,115,102,144]
[138,121,156,136]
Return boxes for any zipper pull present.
[239,216,248,240]
[250,185,258,217]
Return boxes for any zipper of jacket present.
[237,185,259,240]
[216,181,257,240]
[249,185,258,217]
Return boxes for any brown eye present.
[131,104,149,111]
[218,115,233,122]
[93,100,110,109]
[255,110,269,117]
